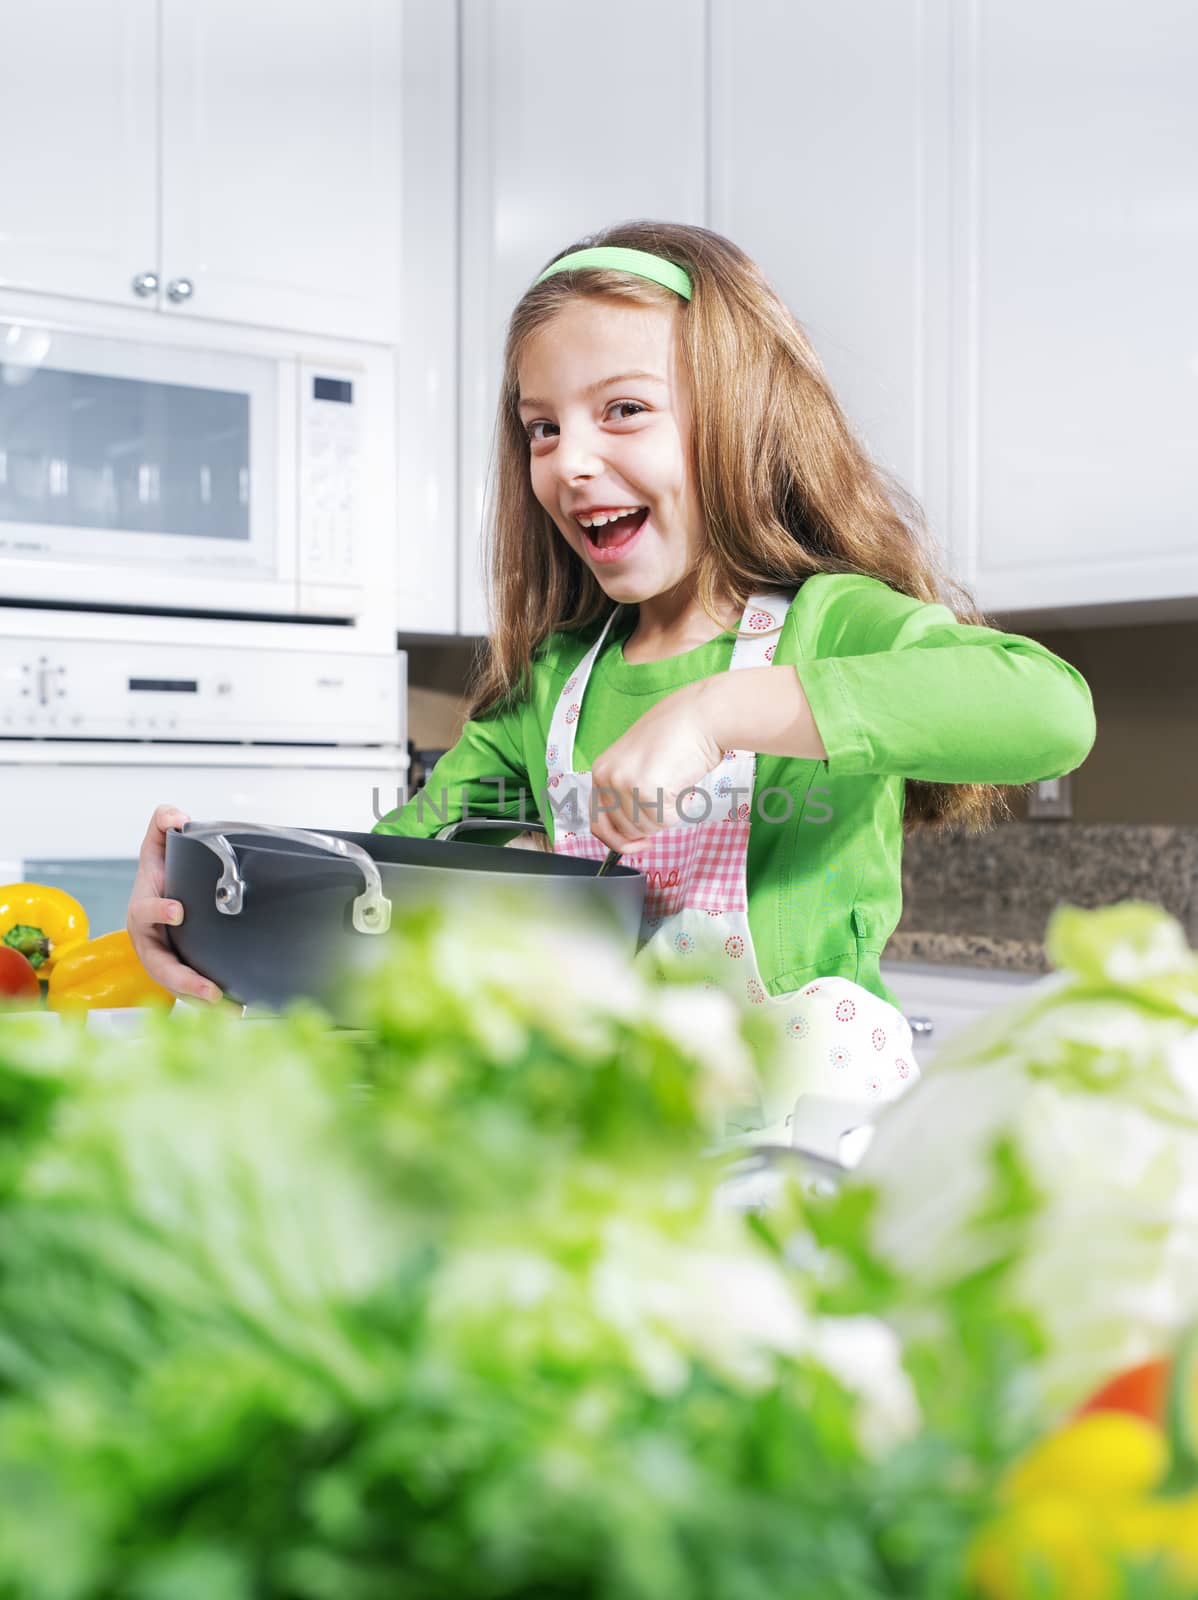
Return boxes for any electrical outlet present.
[1026,772,1073,820]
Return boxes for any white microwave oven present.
[0,307,394,622]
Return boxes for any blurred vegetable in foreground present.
[804,898,1198,1598]
[0,887,924,1600]
[1080,1358,1173,1428]
[0,888,1196,1597]
[816,902,1198,1412]
[969,1342,1198,1600]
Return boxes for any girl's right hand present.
[127,804,222,1003]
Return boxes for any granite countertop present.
[884,920,1051,976]
[882,822,1198,976]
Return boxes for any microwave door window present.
[0,365,251,542]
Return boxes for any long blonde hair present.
[467,219,1019,836]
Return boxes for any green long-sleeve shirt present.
[374,574,1096,1009]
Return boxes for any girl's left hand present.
[588,682,725,855]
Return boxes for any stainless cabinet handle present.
[131,271,159,298]
[908,1015,935,1037]
[166,277,194,304]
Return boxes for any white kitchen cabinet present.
[0,0,158,309]
[456,0,708,636]
[947,0,1198,621]
[430,0,1196,639]
[709,0,955,569]
[0,0,400,343]
[710,0,1198,625]
[880,960,1046,1065]
[160,0,400,342]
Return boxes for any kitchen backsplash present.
[403,614,1198,827]
[890,820,1198,973]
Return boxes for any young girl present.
[130,221,1095,1125]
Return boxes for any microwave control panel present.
[0,637,402,746]
[299,363,363,589]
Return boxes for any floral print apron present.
[545,590,920,1136]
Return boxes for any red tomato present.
[0,945,40,1005]
[1078,1358,1171,1426]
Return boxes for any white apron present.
[545,590,920,1137]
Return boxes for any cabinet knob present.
[166,277,194,304]
[908,1015,935,1036]
[131,271,159,298]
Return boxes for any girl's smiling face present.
[517,297,705,606]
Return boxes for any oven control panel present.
[0,638,403,746]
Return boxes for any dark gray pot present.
[165,818,645,1020]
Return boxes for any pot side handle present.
[181,821,392,935]
[434,819,548,842]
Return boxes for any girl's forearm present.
[693,665,829,762]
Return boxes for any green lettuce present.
[0,890,939,1600]
[814,901,1198,1435]
[1,888,1194,1598]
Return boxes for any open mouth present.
[577,507,649,563]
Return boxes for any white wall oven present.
[0,297,394,624]
[0,635,408,938]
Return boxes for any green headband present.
[534,246,693,302]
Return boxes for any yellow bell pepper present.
[969,1494,1121,1600]
[970,1410,1198,1599]
[972,1488,1198,1600]
[46,930,173,1013]
[1003,1411,1169,1505]
[0,882,89,974]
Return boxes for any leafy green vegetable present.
[817,901,1198,1435]
[0,892,928,1598]
[0,890,1195,1598]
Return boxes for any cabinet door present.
[0,0,157,309]
[952,0,1198,616]
[709,0,955,573]
[396,0,458,636]
[159,0,401,342]
[458,0,707,636]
